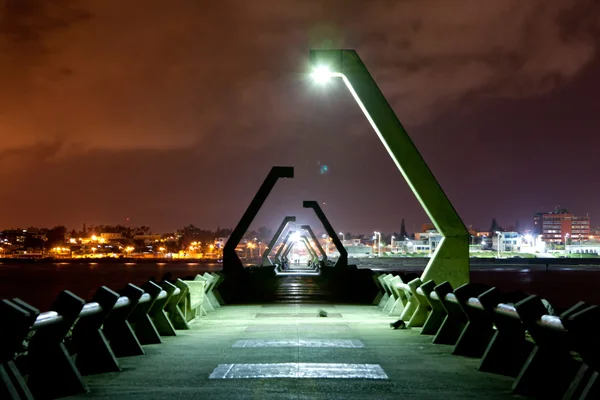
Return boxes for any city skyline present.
[1,1,600,233]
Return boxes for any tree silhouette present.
[400,218,407,238]
[45,226,67,249]
[489,218,502,234]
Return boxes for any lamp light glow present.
[311,65,333,83]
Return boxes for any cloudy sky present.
[1,0,599,234]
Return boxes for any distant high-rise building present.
[533,207,590,243]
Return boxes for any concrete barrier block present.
[27,291,89,399]
[128,281,162,345]
[166,279,189,330]
[72,286,121,375]
[512,295,580,398]
[477,287,532,377]
[193,275,214,313]
[432,282,466,346]
[382,275,397,313]
[182,280,206,321]
[0,299,38,400]
[149,281,177,337]
[387,276,406,316]
[419,280,445,335]
[103,284,146,358]
[211,272,225,305]
[451,283,495,358]
[371,273,384,305]
[405,278,429,327]
[376,274,390,309]
[203,273,221,309]
[561,304,600,399]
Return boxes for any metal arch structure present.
[281,240,297,258]
[300,235,318,262]
[274,230,294,265]
[303,201,348,269]
[301,225,326,262]
[223,166,294,274]
[262,216,296,266]
[308,49,469,289]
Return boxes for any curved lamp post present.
[309,49,469,290]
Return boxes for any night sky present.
[1,1,600,235]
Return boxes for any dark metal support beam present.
[301,225,326,262]
[223,166,294,274]
[279,232,296,261]
[303,201,347,268]
[301,235,318,262]
[274,231,294,265]
[262,216,296,266]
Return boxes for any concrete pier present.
[69,303,515,399]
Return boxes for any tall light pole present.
[308,49,469,292]
[495,231,502,258]
[391,236,395,252]
[339,232,345,243]
[374,231,382,257]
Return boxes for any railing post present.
[419,280,444,335]
[405,278,429,327]
[477,288,532,377]
[512,295,580,398]
[27,291,89,399]
[129,281,163,345]
[72,286,121,375]
[103,284,145,357]
[0,299,38,400]
[451,283,494,358]
[164,279,189,330]
[432,282,466,345]
[562,304,600,399]
[151,281,177,336]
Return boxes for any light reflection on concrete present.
[209,363,388,379]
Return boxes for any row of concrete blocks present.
[0,272,224,400]
[373,273,600,400]
[183,272,224,319]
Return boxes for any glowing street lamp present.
[495,231,502,258]
[374,231,382,257]
[309,49,469,292]
[339,232,345,242]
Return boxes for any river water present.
[0,261,598,311]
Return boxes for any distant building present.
[133,235,161,244]
[100,232,123,241]
[492,232,522,252]
[214,237,227,249]
[533,207,590,243]
[566,243,600,255]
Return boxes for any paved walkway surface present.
[70,304,521,399]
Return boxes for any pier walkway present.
[70,302,515,399]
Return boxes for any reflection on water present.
[0,262,220,310]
